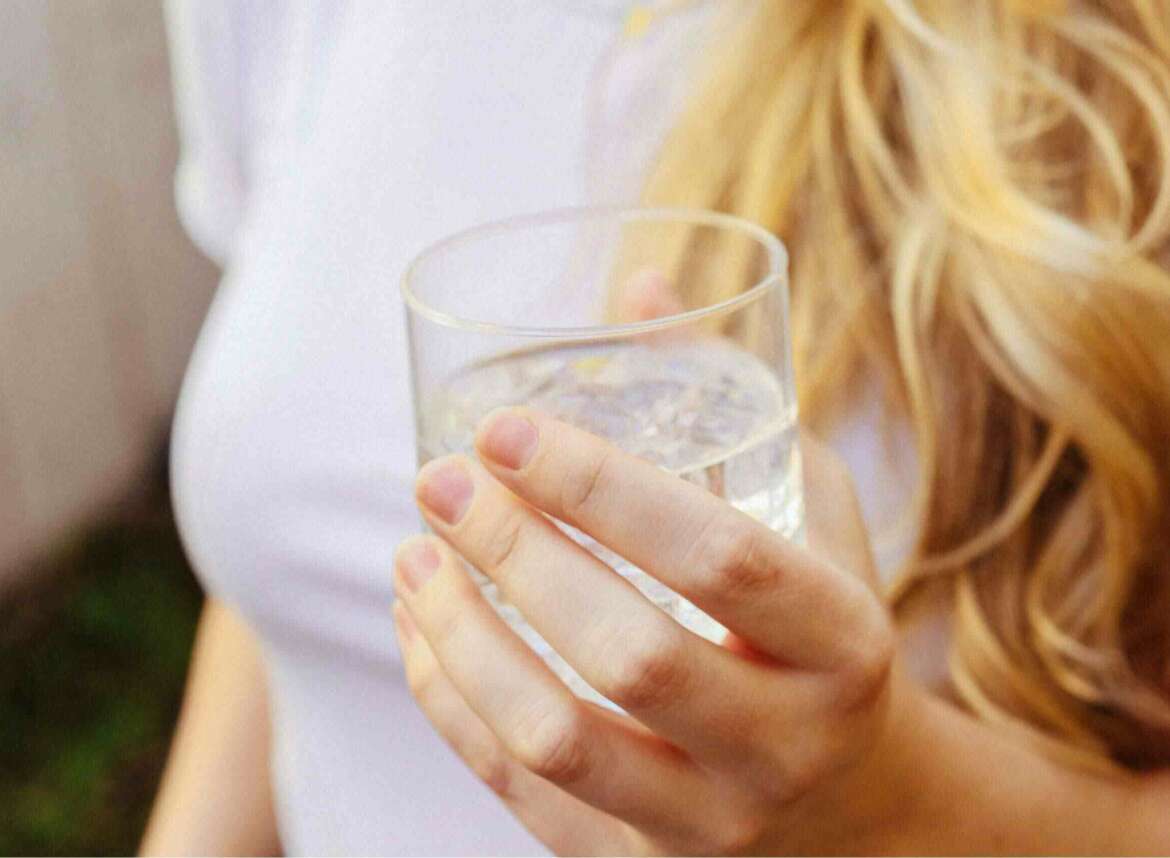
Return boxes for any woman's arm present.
[140,599,280,856]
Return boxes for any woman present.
[147,0,1170,854]
[393,0,1170,853]
[144,2,695,853]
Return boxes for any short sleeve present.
[164,0,248,266]
[164,1,352,267]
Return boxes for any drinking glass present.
[402,207,802,706]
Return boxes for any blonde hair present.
[643,0,1170,769]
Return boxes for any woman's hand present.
[392,408,920,855]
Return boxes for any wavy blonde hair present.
[641,0,1170,770]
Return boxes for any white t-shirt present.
[165,3,919,854]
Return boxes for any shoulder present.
[164,0,352,264]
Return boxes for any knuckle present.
[835,603,895,711]
[560,446,613,518]
[707,811,768,855]
[469,750,516,800]
[741,744,821,806]
[480,510,526,574]
[753,735,836,806]
[782,742,835,799]
[598,627,690,711]
[689,517,775,602]
[511,703,592,786]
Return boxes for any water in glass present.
[418,339,802,706]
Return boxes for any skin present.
[140,600,280,856]
[393,407,1170,855]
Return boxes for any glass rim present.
[400,206,789,340]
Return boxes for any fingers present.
[392,603,632,856]
[392,535,716,838]
[473,409,888,673]
[412,456,789,766]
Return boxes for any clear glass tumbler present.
[402,207,802,705]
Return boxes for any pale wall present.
[0,0,216,589]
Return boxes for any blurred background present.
[1,1,216,852]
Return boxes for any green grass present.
[0,493,202,856]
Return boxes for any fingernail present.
[479,411,538,470]
[395,537,441,593]
[416,458,473,524]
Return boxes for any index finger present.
[473,409,887,672]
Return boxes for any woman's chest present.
[169,4,653,655]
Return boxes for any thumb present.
[616,267,685,322]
